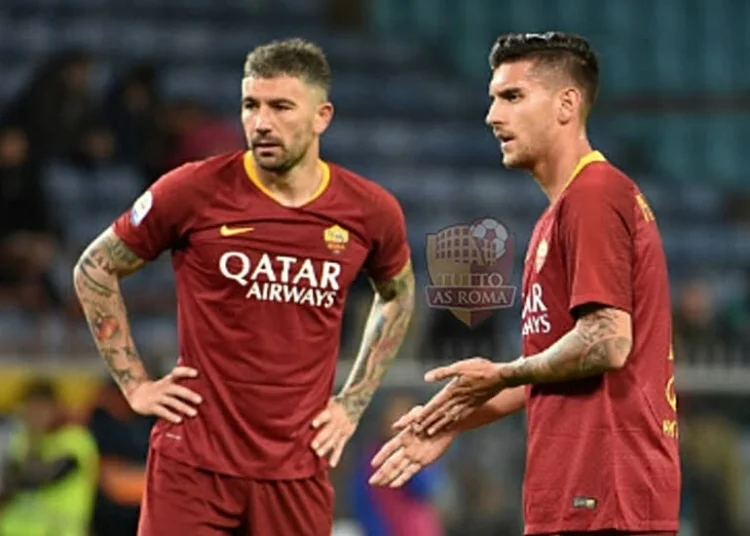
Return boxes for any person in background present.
[351,393,445,536]
[0,379,99,536]
[87,379,152,536]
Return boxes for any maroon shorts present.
[137,448,334,536]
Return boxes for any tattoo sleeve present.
[336,261,415,423]
[73,227,150,396]
[503,306,633,387]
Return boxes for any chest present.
[180,202,371,297]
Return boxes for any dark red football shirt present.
[113,151,410,479]
[520,151,680,534]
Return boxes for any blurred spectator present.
[350,393,445,536]
[87,380,151,536]
[1,50,99,165]
[672,279,732,355]
[681,406,743,536]
[163,99,244,170]
[105,64,167,184]
[0,127,61,313]
[0,379,98,536]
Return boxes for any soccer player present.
[369,32,680,536]
[73,38,415,535]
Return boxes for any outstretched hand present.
[415,357,507,436]
[369,405,455,488]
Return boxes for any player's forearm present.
[73,228,149,397]
[455,386,526,431]
[337,263,415,422]
[502,308,632,387]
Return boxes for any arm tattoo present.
[74,228,150,396]
[336,261,415,423]
[504,307,632,387]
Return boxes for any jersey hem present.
[151,442,325,481]
[524,520,679,535]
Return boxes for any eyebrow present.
[242,97,297,107]
[490,86,523,99]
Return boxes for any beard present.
[252,136,310,174]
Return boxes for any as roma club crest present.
[425,217,517,328]
[324,224,349,254]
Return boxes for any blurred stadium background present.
[0,0,749,534]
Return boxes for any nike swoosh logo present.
[220,225,254,237]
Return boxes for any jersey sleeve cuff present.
[111,225,159,262]
[569,292,633,315]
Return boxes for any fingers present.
[390,461,422,488]
[371,435,404,468]
[426,402,466,436]
[167,384,203,405]
[312,410,331,429]
[161,394,198,418]
[424,363,459,383]
[392,405,423,431]
[369,445,406,486]
[369,441,422,488]
[311,423,337,458]
[329,441,345,468]
[151,404,183,424]
[169,366,199,380]
[414,388,459,433]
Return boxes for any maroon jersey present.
[520,151,680,534]
[113,151,410,479]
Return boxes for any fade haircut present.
[489,32,599,114]
[244,38,332,97]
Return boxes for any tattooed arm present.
[73,227,149,396]
[336,261,416,423]
[501,304,633,387]
[73,227,201,422]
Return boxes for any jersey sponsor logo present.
[130,191,153,226]
[521,283,551,336]
[220,224,254,237]
[425,217,517,328]
[323,224,348,254]
[219,251,341,308]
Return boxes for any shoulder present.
[561,160,637,208]
[328,162,404,215]
[157,151,245,190]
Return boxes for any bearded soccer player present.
[73,38,415,536]
[370,32,680,536]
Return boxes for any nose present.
[485,100,502,128]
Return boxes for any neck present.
[531,129,592,204]
[253,142,323,207]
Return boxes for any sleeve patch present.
[130,191,153,227]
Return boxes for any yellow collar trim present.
[243,151,331,206]
[563,150,606,191]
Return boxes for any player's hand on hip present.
[369,425,455,488]
[311,398,356,468]
[126,366,202,424]
[416,357,506,436]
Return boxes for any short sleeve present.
[365,189,411,282]
[112,163,195,261]
[559,177,634,315]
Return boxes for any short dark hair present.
[489,32,599,112]
[244,38,332,96]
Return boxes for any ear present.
[557,87,581,124]
[314,101,334,136]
